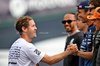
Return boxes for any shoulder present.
[14,38,36,50]
[74,32,83,42]
[22,42,36,50]
[75,31,83,38]
[88,24,96,32]
[26,43,36,48]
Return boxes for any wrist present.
[65,49,71,55]
[74,51,78,56]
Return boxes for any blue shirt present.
[79,23,95,66]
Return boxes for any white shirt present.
[8,38,45,66]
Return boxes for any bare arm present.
[77,46,94,59]
[41,50,71,65]
[41,44,77,65]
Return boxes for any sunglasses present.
[89,7,96,12]
[62,20,76,24]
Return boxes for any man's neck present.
[70,27,78,34]
[20,34,32,43]
[68,29,79,37]
[87,20,93,26]
[83,24,88,34]
[68,28,79,35]
[83,27,88,34]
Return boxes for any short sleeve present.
[25,43,45,64]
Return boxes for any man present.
[62,13,83,66]
[88,0,100,16]
[76,14,88,34]
[77,13,88,66]
[8,16,77,66]
[78,0,90,25]
[71,0,96,66]
[75,12,88,34]
[87,7,100,66]
[87,0,100,66]
[77,1,90,65]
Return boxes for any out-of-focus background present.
[0,0,84,66]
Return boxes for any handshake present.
[66,44,79,56]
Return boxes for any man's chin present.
[66,30,72,33]
[82,21,86,23]
[33,35,37,38]
[34,36,37,38]
[82,19,87,23]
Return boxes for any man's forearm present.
[48,50,72,65]
[41,44,77,65]
[77,51,93,59]
[41,50,72,65]
[77,46,94,59]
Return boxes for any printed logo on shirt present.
[34,49,41,55]
[8,46,21,64]
[97,35,100,37]
[9,46,21,59]
[88,39,91,41]
[95,35,100,44]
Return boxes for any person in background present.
[87,0,100,66]
[70,0,96,66]
[88,0,100,16]
[77,18,88,33]
[88,7,100,66]
[8,16,77,66]
[62,13,83,66]
[75,11,88,66]
[77,16,88,66]
[75,12,88,34]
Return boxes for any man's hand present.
[66,44,79,55]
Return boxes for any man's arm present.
[77,46,94,59]
[73,45,94,59]
[41,44,77,65]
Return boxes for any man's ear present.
[22,26,27,33]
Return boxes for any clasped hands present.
[66,44,79,55]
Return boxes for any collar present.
[68,30,80,37]
[91,21,94,25]
[89,21,94,27]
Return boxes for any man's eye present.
[32,25,35,27]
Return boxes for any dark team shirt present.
[93,31,100,66]
[79,23,95,66]
[63,30,83,66]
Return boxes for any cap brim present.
[87,15,97,20]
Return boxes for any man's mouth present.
[65,26,70,29]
